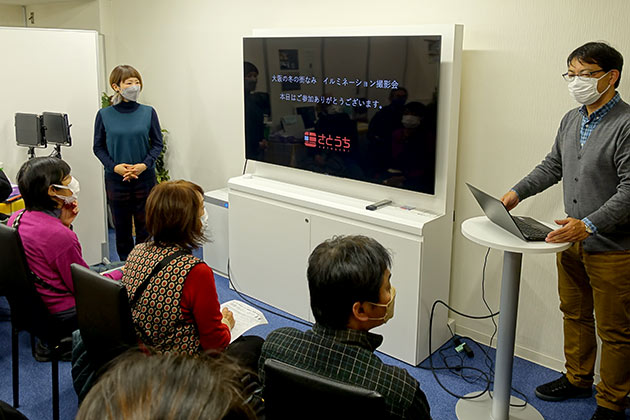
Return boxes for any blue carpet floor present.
[0,301,77,420]
[205,274,628,420]
[1,274,629,420]
[0,232,627,419]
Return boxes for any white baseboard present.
[447,317,456,334]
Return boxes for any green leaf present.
[155,128,170,183]
[101,92,112,108]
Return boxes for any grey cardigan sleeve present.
[512,125,564,200]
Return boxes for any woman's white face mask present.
[52,176,80,204]
[402,115,421,129]
[200,208,209,233]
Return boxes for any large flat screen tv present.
[244,35,441,195]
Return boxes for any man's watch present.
[584,224,594,235]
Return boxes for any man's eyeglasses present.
[562,69,606,82]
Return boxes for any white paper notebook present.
[220,300,268,343]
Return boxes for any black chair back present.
[0,222,65,420]
[0,223,60,342]
[71,263,136,367]
[263,358,386,419]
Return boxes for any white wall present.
[0,27,106,265]
[95,0,630,371]
[0,1,99,30]
[24,0,99,31]
[0,5,24,26]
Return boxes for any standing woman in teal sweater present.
[93,65,163,261]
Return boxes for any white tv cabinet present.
[230,24,462,365]
[228,175,452,365]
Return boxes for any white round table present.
[456,216,571,420]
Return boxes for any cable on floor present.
[420,247,529,407]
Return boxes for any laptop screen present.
[466,183,525,240]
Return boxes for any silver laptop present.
[466,183,553,241]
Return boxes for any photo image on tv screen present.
[244,35,441,195]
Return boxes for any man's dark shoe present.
[33,337,72,363]
[590,405,625,420]
[535,374,592,401]
[34,340,52,362]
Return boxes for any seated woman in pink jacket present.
[8,157,121,357]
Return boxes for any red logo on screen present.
[304,131,317,148]
[304,131,351,152]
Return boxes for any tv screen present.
[244,35,441,195]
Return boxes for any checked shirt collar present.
[312,322,384,352]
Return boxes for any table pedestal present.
[456,251,544,420]
[457,217,569,420]
[456,393,544,420]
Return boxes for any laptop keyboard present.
[513,217,551,240]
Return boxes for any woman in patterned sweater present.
[121,180,262,369]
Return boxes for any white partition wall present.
[0,27,106,264]
[230,25,463,365]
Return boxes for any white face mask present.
[52,176,80,204]
[366,287,396,323]
[402,115,421,129]
[200,208,209,233]
[568,71,611,105]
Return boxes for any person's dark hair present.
[388,87,408,101]
[307,235,391,329]
[567,42,624,88]
[0,169,12,203]
[145,180,206,250]
[17,157,71,212]
[244,61,259,76]
[76,350,257,420]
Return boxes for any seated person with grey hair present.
[76,350,259,420]
[259,235,432,420]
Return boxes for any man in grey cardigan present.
[502,42,630,420]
